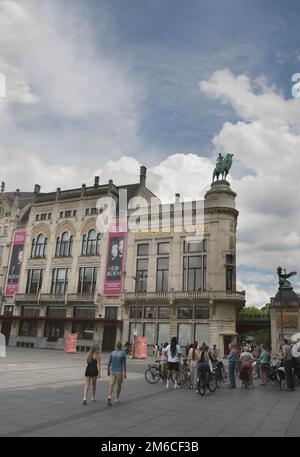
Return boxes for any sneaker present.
[90,397,96,402]
[107,397,112,406]
[115,398,119,404]
[82,400,87,405]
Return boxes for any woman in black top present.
[83,346,101,405]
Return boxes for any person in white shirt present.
[165,337,181,389]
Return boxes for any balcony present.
[67,293,95,304]
[39,293,67,303]
[15,293,39,303]
[124,290,246,303]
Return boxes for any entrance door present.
[102,326,117,352]
[223,335,233,355]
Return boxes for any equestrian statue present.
[212,153,234,181]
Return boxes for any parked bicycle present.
[197,366,217,396]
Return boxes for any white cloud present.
[237,280,271,308]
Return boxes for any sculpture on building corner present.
[212,153,234,182]
[277,266,297,289]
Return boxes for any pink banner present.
[64,333,78,353]
[5,231,26,297]
[104,221,126,296]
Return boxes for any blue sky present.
[1,0,300,306]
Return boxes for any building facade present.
[0,168,245,355]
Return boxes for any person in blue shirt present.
[227,343,238,388]
[107,341,127,406]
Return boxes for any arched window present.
[82,229,100,255]
[32,234,47,258]
[56,232,73,257]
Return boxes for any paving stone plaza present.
[0,348,299,437]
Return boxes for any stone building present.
[0,167,245,355]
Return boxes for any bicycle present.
[240,365,251,389]
[145,360,187,386]
[197,367,217,396]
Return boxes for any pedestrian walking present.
[259,345,270,385]
[107,341,127,406]
[188,342,200,389]
[82,345,101,405]
[227,343,238,388]
[166,337,181,389]
[282,339,295,391]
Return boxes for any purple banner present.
[5,230,26,297]
[104,222,126,296]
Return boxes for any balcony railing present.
[67,293,95,303]
[39,293,67,303]
[124,290,246,302]
[15,293,39,303]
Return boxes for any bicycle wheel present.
[174,369,187,386]
[208,373,217,392]
[145,367,161,384]
[197,376,206,396]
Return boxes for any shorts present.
[110,373,124,386]
[168,362,180,372]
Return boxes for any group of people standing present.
[159,338,219,390]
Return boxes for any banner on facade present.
[5,230,26,297]
[64,333,78,353]
[104,221,126,296]
[133,336,148,359]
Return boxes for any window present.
[48,213,52,220]
[51,268,69,294]
[156,258,169,292]
[226,254,234,264]
[65,211,72,218]
[129,322,143,339]
[82,229,100,256]
[36,214,40,221]
[158,307,171,319]
[91,208,97,215]
[56,232,73,257]
[85,208,90,215]
[158,323,170,344]
[195,306,209,319]
[44,307,66,342]
[78,267,97,294]
[137,244,149,256]
[26,269,43,294]
[31,234,47,258]
[2,224,8,237]
[144,323,156,345]
[40,214,47,221]
[226,268,233,291]
[72,307,95,340]
[184,240,207,253]
[4,305,13,316]
[47,306,67,317]
[144,307,157,319]
[178,324,193,346]
[195,323,209,345]
[0,245,4,261]
[183,255,207,291]
[130,306,143,319]
[157,242,170,254]
[60,212,64,218]
[73,210,77,217]
[19,307,39,337]
[136,259,148,292]
[178,307,193,319]
[105,307,118,319]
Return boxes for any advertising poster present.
[5,231,26,297]
[133,336,148,359]
[104,221,126,296]
[64,333,78,353]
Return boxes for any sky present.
[1,0,300,306]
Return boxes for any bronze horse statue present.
[212,153,234,181]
